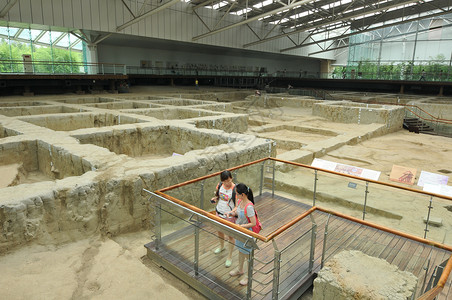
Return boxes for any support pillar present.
[399,84,405,94]
[86,44,98,75]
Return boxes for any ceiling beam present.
[117,0,180,32]
[192,0,315,41]
[350,0,452,29]
[0,0,19,18]
[244,0,422,48]
[281,9,452,52]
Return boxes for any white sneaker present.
[213,247,225,254]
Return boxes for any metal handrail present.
[405,107,452,125]
[404,104,452,122]
[157,157,452,244]
[417,254,452,300]
[269,157,452,202]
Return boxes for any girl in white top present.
[211,170,237,267]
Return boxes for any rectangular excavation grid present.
[0,101,49,107]
[0,106,86,117]
[56,97,116,104]
[117,96,172,101]
[257,125,336,142]
[0,140,92,188]
[72,126,231,159]
[124,107,221,120]
[84,102,151,110]
[145,99,215,106]
[19,113,145,131]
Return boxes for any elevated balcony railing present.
[404,105,452,136]
[145,157,452,299]
[0,59,127,75]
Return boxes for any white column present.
[86,44,99,74]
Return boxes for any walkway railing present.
[404,105,452,136]
[0,59,127,75]
[146,157,452,299]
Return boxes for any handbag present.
[244,203,262,234]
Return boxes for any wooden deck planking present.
[392,240,425,271]
[146,192,452,299]
[317,218,365,262]
[368,232,398,258]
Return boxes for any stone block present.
[313,250,417,300]
[423,216,443,227]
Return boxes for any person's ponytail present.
[236,183,254,204]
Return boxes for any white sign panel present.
[311,158,381,181]
[423,183,452,197]
[417,171,449,187]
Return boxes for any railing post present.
[194,217,200,276]
[260,162,264,196]
[101,64,104,75]
[200,181,205,210]
[272,160,276,197]
[113,64,116,74]
[424,196,433,239]
[321,214,331,268]
[272,240,281,300]
[309,215,317,273]
[421,248,433,293]
[155,199,161,251]
[313,170,318,206]
[363,181,369,220]
[246,245,255,300]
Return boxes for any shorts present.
[235,228,253,254]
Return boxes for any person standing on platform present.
[210,170,237,267]
[195,79,199,90]
[227,183,260,286]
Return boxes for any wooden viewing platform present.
[145,192,452,299]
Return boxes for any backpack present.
[244,202,263,234]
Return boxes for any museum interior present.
[0,1,452,299]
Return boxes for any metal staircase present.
[403,117,435,134]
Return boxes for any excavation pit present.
[19,113,146,131]
[0,140,92,187]
[313,100,404,129]
[72,126,232,159]
[0,106,86,117]
[0,101,49,107]
[124,107,222,120]
[144,99,215,106]
[56,97,116,104]
[85,102,153,110]
[257,125,337,142]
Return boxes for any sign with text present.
[417,171,449,187]
[311,158,381,181]
[389,165,417,185]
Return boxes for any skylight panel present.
[18,29,30,39]
[258,15,272,21]
[56,33,70,47]
[254,0,272,8]
[212,1,228,9]
[235,8,252,16]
